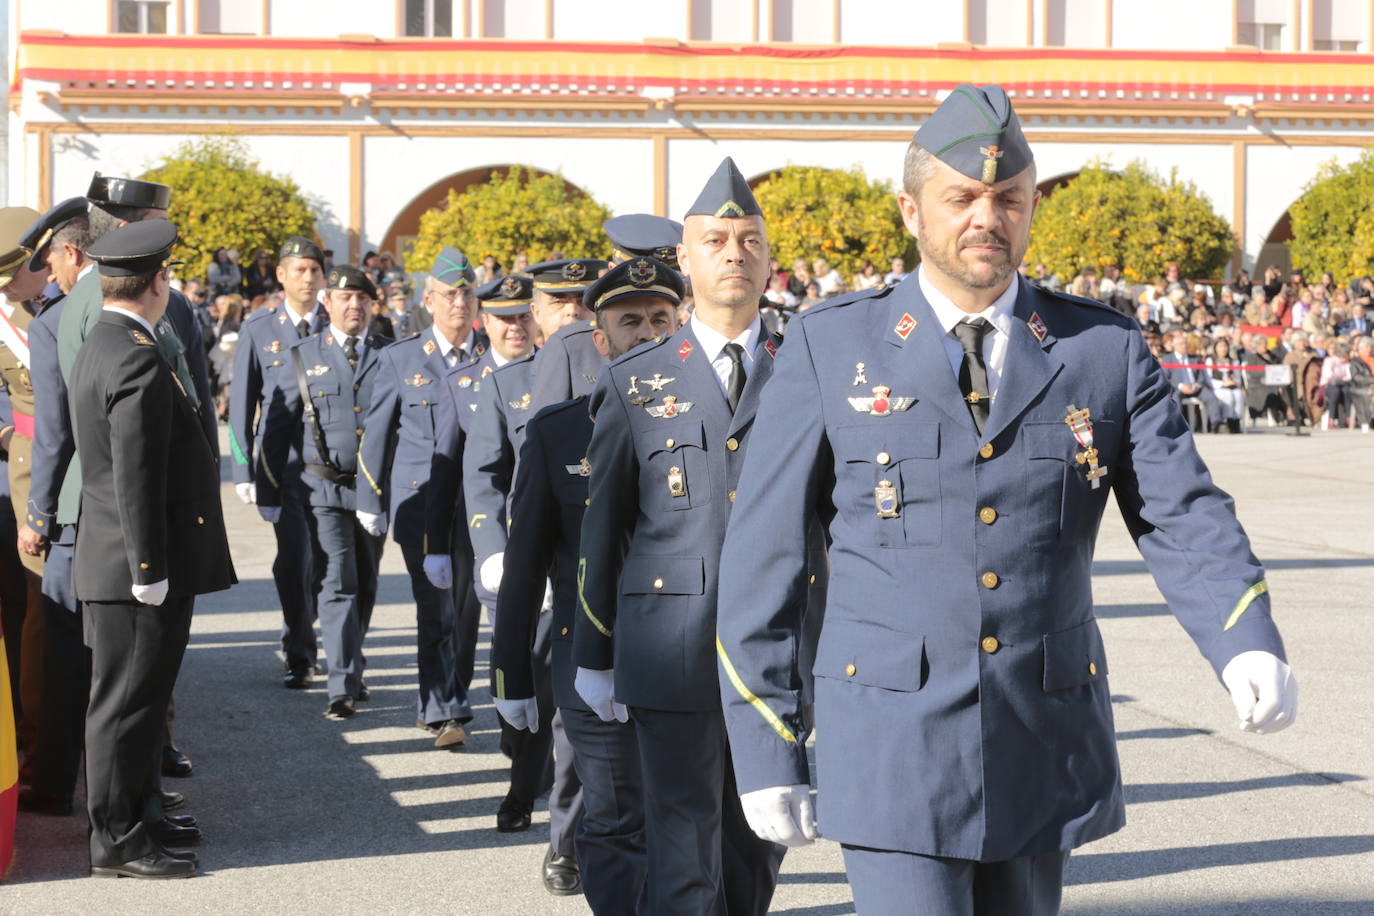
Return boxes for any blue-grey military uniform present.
[528,319,605,414]
[229,298,329,675]
[259,320,391,702]
[357,325,483,727]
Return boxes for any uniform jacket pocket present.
[620,555,705,596]
[1042,618,1108,692]
[640,419,710,510]
[834,422,941,548]
[814,619,926,692]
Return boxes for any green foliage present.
[1288,149,1374,282]
[408,167,612,271]
[751,164,913,277]
[1025,160,1233,283]
[141,135,317,284]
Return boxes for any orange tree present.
[1025,160,1233,283]
[408,166,611,271]
[1288,148,1374,281]
[751,165,913,277]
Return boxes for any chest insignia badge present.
[404,373,432,387]
[457,376,473,389]
[852,362,867,386]
[646,395,693,419]
[566,458,591,477]
[763,339,778,359]
[264,340,283,354]
[645,373,674,392]
[849,385,915,418]
[508,393,532,410]
[422,339,436,356]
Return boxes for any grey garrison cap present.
[914,84,1033,184]
[684,157,763,219]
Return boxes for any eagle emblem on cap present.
[500,275,522,298]
[562,262,587,282]
[332,271,347,288]
[849,385,915,418]
[628,259,656,286]
[653,247,675,261]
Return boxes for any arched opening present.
[1257,210,1294,277]
[379,165,581,268]
[1036,171,1079,200]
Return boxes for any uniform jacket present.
[461,353,537,603]
[25,297,71,541]
[228,302,328,487]
[492,396,593,712]
[573,321,792,713]
[529,319,606,414]
[257,328,390,511]
[56,271,216,524]
[0,304,41,574]
[422,349,500,557]
[69,312,234,601]
[714,277,1285,862]
[357,330,485,545]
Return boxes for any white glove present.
[739,784,818,847]
[423,554,452,590]
[541,578,555,614]
[132,579,170,606]
[493,696,540,733]
[258,505,282,524]
[1221,650,1298,734]
[479,552,504,594]
[235,482,257,505]
[357,510,387,537]
[575,667,628,723]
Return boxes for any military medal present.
[852,362,867,386]
[667,466,686,498]
[566,458,591,477]
[645,373,674,392]
[1064,405,1108,489]
[646,395,693,418]
[874,479,900,518]
[457,376,473,388]
[848,385,915,418]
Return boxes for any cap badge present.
[678,341,694,360]
[714,200,746,218]
[562,262,587,282]
[849,384,915,418]
[647,395,694,419]
[628,259,656,286]
[291,242,301,254]
[894,313,918,340]
[1028,312,1048,342]
[644,373,674,392]
[979,145,1004,183]
[500,275,522,298]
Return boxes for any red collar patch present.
[894,312,918,340]
[763,339,778,358]
[678,341,694,360]
[1028,312,1048,342]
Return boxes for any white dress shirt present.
[919,267,1018,400]
[101,306,157,339]
[690,312,761,397]
[329,324,363,351]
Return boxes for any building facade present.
[9,0,1374,275]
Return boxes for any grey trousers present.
[841,844,1070,916]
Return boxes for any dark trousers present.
[308,505,383,699]
[561,705,647,915]
[84,595,193,866]
[631,707,784,916]
[32,539,89,802]
[275,489,323,673]
[840,845,1070,916]
[451,552,481,691]
[398,536,471,725]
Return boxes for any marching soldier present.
[527,217,681,415]
[69,220,234,878]
[572,158,790,915]
[356,247,485,747]
[714,85,1298,914]
[492,256,681,907]
[228,236,329,688]
[258,266,392,720]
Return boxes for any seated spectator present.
[511,252,530,275]
[853,260,882,291]
[787,258,812,299]
[813,258,845,298]
[1163,330,1221,430]
[1319,341,1354,429]
[1207,337,1246,433]
[208,247,242,297]
[1163,262,1189,296]
[475,254,503,285]
[799,279,824,311]
[764,273,798,311]
[1242,332,1288,426]
[1228,269,1252,304]
[1211,309,1237,338]
[1352,276,1374,309]
[1260,265,1284,301]
[1283,331,1323,426]
[1342,302,1373,336]
[1069,266,1100,300]
[1350,337,1374,432]
[1189,287,1212,318]
[1291,289,1313,330]
[884,256,909,286]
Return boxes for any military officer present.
[356,247,484,748]
[573,158,788,916]
[69,220,234,878]
[258,266,392,720]
[492,256,682,907]
[527,219,680,415]
[714,85,1298,915]
[228,236,329,688]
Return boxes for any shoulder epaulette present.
[129,329,156,347]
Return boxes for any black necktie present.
[723,342,747,413]
[345,336,359,371]
[297,317,310,339]
[953,318,992,434]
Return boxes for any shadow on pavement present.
[772,905,857,916]
[1125,772,1364,805]
[1117,727,1213,741]
[1067,898,1372,915]
[1093,557,1374,577]
[1066,835,1374,885]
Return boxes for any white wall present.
[1113,0,1233,50]
[970,0,1029,46]
[481,0,547,39]
[772,0,835,43]
[20,0,107,32]
[1047,0,1104,48]
[198,0,260,35]
[553,0,688,42]
[840,0,964,45]
[1245,143,1367,263]
[272,0,396,38]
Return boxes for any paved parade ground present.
[5,428,1374,914]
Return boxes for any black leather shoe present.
[283,669,312,689]
[17,788,73,816]
[325,696,355,719]
[91,851,195,879]
[163,847,198,865]
[150,818,202,846]
[165,813,198,829]
[355,681,370,702]
[162,745,193,778]
[496,793,532,832]
[542,846,582,896]
[161,790,186,811]
[433,720,466,748]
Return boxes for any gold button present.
[809,574,816,584]
[412,481,418,487]
[421,400,429,406]
[728,490,736,503]
[561,627,569,636]
[981,636,1000,654]
[726,437,739,451]
[196,516,204,525]
[979,507,997,524]
[979,442,994,459]
[353,384,360,391]
[665,437,675,448]
[584,498,590,506]
[353,405,362,413]
[139,562,149,570]
[36,520,43,528]
[653,577,665,590]
[844,663,856,677]
[877,451,891,464]
[316,390,324,397]
[981,571,1000,589]
[357,429,364,436]
[1089,662,1098,676]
